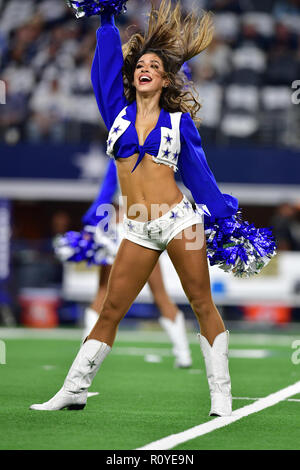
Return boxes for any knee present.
[189,293,214,321]
[151,291,168,307]
[100,297,122,326]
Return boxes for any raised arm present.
[178,113,238,220]
[91,13,128,130]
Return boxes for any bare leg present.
[91,262,177,320]
[88,239,161,347]
[167,225,225,346]
[147,260,192,367]
[167,225,231,416]
[147,261,178,321]
[82,264,112,340]
[90,264,111,313]
[29,241,160,411]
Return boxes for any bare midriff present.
[116,152,183,222]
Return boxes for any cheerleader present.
[30,0,276,415]
[58,158,192,368]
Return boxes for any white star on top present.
[74,144,106,180]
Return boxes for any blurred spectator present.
[11,209,72,292]
[27,77,70,142]
[266,47,298,86]
[271,203,300,251]
[51,210,71,236]
[213,12,240,43]
[0,79,28,142]
[0,0,299,146]
[206,0,243,13]
[270,21,299,51]
[193,35,232,80]
[274,0,300,18]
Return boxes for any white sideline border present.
[1,327,300,347]
[136,380,300,450]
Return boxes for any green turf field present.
[1,328,300,450]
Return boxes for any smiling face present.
[133,52,169,95]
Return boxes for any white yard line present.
[136,380,300,450]
[233,396,300,403]
[233,396,260,400]
[228,349,271,358]
[112,347,172,356]
[41,365,56,370]
[111,347,271,359]
[0,327,299,347]
[87,392,99,398]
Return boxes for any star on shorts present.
[170,211,179,219]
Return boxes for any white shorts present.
[122,195,204,251]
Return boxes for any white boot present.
[30,339,111,411]
[82,307,99,341]
[159,311,192,368]
[198,330,232,417]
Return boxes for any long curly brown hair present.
[122,0,214,121]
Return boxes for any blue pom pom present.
[53,228,117,266]
[66,0,129,18]
[204,210,277,277]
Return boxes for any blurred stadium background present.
[1,0,300,452]
[0,0,300,333]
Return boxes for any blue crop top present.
[106,102,182,172]
[109,101,162,171]
[85,13,239,226]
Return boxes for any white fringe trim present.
[151,156,178,172]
